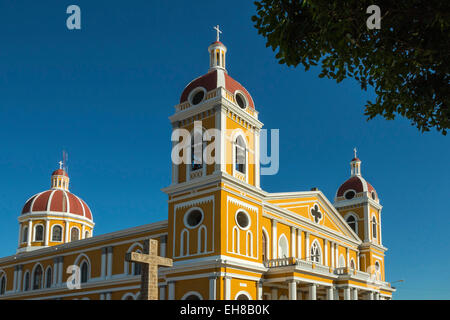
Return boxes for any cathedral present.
[0,33,394,300]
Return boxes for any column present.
[52,258,58,287]
[333,287,339,300]
[105,292,112,300]
[357,253,360,270]
[364,205,369,241]
[13,266,17,292]
[57,257,63,286]
[254,128,260,188]
[168,281,176,300]
[335,243,338,267]
[209,276,217,300]
[27,220,32,246]
[81,225,85,239]
[271,287,278,300]
[159,285,166,300]
[324,239,328,266]
[297,229,302,259]
[106,246,113,279]
[288,280,297,300]
[331,242,335,267]
[101,247,107,279]
[271,220,277,259]
[45,220,50,246]
[326,286,334,300]
[64,221,69,242]
[257,281,263,300]
[375,292,380,300]
[352,288,359,300]
[346,247,350,267]
[224,277,231,300]
[305,232,310,260]
[290,227,296,258]
[308,284,316,300]
[367,291,374,300]
[100,293,105,300]
[16,265,23,292]
[343,287,351,300]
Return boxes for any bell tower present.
[334,151,388,282]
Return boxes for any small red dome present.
[351,157,361,162]
[52,169,68,177]
[180,70,255,109]
[336,176,378,200]
[21,189,93,220]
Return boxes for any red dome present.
[336,176,377,200]
[21,189,93,220]
[52,169,68,177]
[180,70,255,109]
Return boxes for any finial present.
[213,25,222,42]
[353,147,357,159]
[59,161,63,169]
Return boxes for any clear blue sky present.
[0,1,448,299]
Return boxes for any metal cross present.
[125,239,173,300]
[353,147,357,159]
[59,161,63,169]
[214,25,222,42]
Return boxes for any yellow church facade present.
[0,36,394,301]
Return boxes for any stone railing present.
[264,257,297,268]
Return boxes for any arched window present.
[85,231,90,238]
[372,217,377,239]
[350,259,355,270]
[180,229,189,256]
[24,272,30,291]
[52,225,63,242]
[235,292,251,300]
[310,241,321,263]
[34,225,44,242]
[181,292,203,300]
[346,215,357,233]
[71,227,80,242]
[32,265,43,290]
[262,232,267,261]
[235,136,246,174]
[0,274,6,295]
[22,226,28,243]
[278,235,288,258]
[191,128,204,171]
[80,261,89,283]
[45,267,52,288]
[375,261,381,280]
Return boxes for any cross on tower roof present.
[59,161,63,169]
[214,25,222,42]
[125,239,173,300]
[353,147,357,159]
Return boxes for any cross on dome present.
[59,161,63,169]
[354,147,357,159]
[214,25,222,42]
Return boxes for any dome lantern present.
[208,25,227,73]
[51,161,70,191]
[350,147,362,177]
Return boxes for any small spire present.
[213,25,222,42]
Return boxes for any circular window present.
[189,88,206,106]
[371,191,376,200]
[184,209,203,228]
[235,211,250,230]
[235,92,247,109]
[344,190,356,200]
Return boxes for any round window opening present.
[185,209,203,228]
[235,92,247,109]
[371,191,376,200]
[345,190,356,200]
[236,211,250,229]
[191,90,205,105]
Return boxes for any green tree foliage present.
[252,0,449,134]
